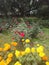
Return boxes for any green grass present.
[33,28,49,45]
[32,28,49,59]
[0,31,12,47]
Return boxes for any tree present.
[0,0,49,17]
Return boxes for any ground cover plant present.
[0,39,49,65]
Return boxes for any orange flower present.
[11,42,18,46]
[0,48,3,51]
[42,56,48,61]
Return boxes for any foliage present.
[38,20,49,28]
[0,0,49,17]
[11,19,41,43]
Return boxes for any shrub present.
[11,19,41,43]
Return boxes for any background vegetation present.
[0,0,49,17]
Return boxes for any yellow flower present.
[37,46,44,53]
[3,43,11,51]
[22,39,25,42]
[25,39,30,43]
[36,44,40,46]
[0,48,3,51]
[3,47,10,51]
[39,52,45,57]
[11,42,18,46]
[8,53,13,58]
[15,50,20,58]
[0,56,2,61]
[46,61,49,65]
[6,57,12,65]
[25,47,31,54]
[20,51,25,56]
[31,47,35,53]
[0,60,6,65]
[4,43,10,47]
[14,61,22,65]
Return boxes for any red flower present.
[14,30,25,37]
[19,32,25,37]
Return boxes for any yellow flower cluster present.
[15,50,25,58]
[0,53,13,65]
[14,61,21,65]
[15,44,49,65]
[0,60,6,65]
[0,40,49,65]
[6,58,12,65]
[15,45,46,58]
[22,39,30,43]
[0,42,18,65]
[36,45,45,57]
[3,43,11,51]
[0,42,18,52]
[36,44,49,65]
[15,47,36,58]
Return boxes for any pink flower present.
[19,32,25,37]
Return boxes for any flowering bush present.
[0,18,49,65]
[11,20,41,44]
[0,39,49,65]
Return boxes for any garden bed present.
[0,18,49,65]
